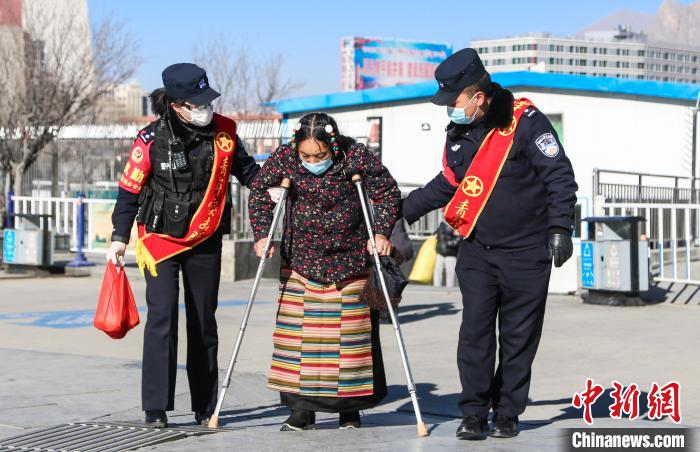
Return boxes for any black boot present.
[144,410,168,428]
[280,409,316,431]
[455,415,488,440]
[194,411,212,426]
[339,411,361,429]
[491,414,519,438]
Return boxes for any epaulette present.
[523,107,539,119]
[138,122,158,144]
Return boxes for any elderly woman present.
[248,112,401,431]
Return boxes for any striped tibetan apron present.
[268,268,374,397]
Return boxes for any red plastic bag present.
[94,261,140,339]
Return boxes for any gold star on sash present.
[462,176,484,197]
[216,132,234,153]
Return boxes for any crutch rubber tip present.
[207,415,219,429]
[417,421,429,437]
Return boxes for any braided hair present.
[290,112,356,158]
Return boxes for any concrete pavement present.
[0,263,698,450]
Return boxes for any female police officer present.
[107,63,260,428]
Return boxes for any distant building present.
[97,81,147,124]
[472,26,700,84]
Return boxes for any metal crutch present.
[351,173,429,437]
[208,177,291,429]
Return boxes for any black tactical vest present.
[135,117,218,238]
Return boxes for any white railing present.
[599,201,700,285]
[13,195,117,253]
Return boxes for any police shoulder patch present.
[138,124,157,144]
[535,132,559,158]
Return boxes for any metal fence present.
[594,169,700,285]
[593,168,700,204]
[597,202,700,284]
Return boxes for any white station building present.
[271,71,700,292]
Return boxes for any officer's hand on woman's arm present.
[368,234,393,256]
[254,238,275,258]
[106,241,127,267]
[548,229,573,267]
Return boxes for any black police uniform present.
[402,49,578,424]
[110,64,260,420]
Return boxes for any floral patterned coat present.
[248,142,401,284]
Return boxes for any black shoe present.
[491,414,519,438]
[144,410,168,428]
[339,411,361,429]
[280,409,316,431]
[456,415,488,440]
[194,411,212,426]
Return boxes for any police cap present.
[162,63,220,106]
[431,48,487,106]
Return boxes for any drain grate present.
[0,422,217,451]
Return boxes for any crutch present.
[209,177,291,429]
[351,173,429,437]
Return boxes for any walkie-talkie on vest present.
[164,114,189,192]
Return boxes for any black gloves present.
[548,228,573,268]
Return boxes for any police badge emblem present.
[535,132,559,157]
[131,147,144,164]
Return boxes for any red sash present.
[135,114,236,277]
[443,98,534,238]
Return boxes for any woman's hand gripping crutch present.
[208,177,291,429]
[351,173,429,437]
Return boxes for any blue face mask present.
[447,94,478,125]
[302,157,333,176]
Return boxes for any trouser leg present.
[456,241,500,418]
[433,254,445,287]
[445,256,457,288]
[491,245,551,417]
[181,233,222,415]
[142,259,180,411]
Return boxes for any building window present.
[638,50,645,57]
[637,62,645,69]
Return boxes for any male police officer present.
[402,48,577,440]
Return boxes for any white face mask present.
[184,103,214,126]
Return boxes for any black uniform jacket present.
[111,116,260,243]
[403,85,578,249]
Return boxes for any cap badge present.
[199,78,207,89]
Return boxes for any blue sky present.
[88,0,681,98]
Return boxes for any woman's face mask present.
[302,157,333,176]
[177,102,214,126]
[298,139,333,176]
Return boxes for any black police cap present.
[162,63,220,106]
[431,48,487,106]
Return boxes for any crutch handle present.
[351,173,362,183]
[280,177,292,189]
